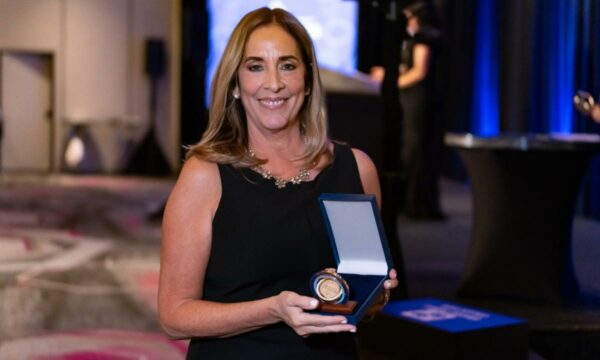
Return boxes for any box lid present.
[319,194,393,276]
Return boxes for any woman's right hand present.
[273,291,356,337]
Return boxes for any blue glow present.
[471,0,499,136]
[549,0,577,134]
[206,0,358,105]
[532,0,578,133]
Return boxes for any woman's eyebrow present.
[243,56,263,62]
[279,55,300,62]
[242,55,299,62]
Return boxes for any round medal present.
[310,268,350,304]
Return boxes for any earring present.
[305,88,311,96]
[233,88,240,99]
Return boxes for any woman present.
[398,1,444,220]
[158,7,398,359]
[371,1,444,220]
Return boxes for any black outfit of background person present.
[399,23,444,220]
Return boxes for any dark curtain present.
[180,0,209,159]
[575,0,600,219]
[436,0,478,180]
[498,0,535,132]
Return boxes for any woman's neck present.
[247,126,309,177]
[249,126,305,156]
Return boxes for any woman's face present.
[405,11,419,36]
[236,24,306,135]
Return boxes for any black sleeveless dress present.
[186,143,364,360]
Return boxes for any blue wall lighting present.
[547,0,577,134]
[532,0,578,133]
[471,0,499,136]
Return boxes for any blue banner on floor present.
[381,298,526,333]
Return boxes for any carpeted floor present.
[0,174,182,359]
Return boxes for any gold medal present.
[316,278,343,301]
[311,268,350,304]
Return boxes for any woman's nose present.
[264,69,284,91]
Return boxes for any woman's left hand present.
[380,268,399,308]
[384,268,399,292]
[362,268,399,321]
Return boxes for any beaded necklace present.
[249,149,312,189]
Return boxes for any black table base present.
[457,149,596,305]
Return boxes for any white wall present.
[64,0,129,119]
[0,0,61,50]
[0,0,179,173]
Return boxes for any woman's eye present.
[281,63,296,71]
[248,64,263,72]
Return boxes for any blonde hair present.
[186,7,328,167]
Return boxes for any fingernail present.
[350,327,356,333]
[340,319,347,324]
[310,299,318,307]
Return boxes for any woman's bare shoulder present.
[166,156,222,215]
[178,156,220,186]
[350,147,376,170]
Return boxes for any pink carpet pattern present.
[0,329,187,359]
[0,175,183,358]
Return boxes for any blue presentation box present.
[359,298,529,359]
[317,194,394,325]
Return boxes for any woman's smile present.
[258,97,287,109]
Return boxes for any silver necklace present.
[249,149,311,189]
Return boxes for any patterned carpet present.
[0,174,186,359]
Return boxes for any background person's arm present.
[398,43,431,89]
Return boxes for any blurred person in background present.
[371,1,445,220]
